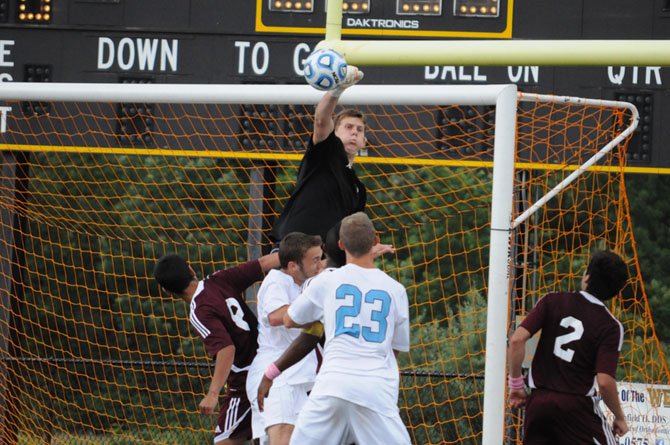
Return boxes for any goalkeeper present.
[269,65,367,245]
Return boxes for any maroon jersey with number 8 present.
[189,260,263,392]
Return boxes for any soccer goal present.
[0,82,662,444]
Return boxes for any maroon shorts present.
[523,389,618,445]
[215,389,252,443]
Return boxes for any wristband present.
[508,375,525,390]
[264,362,282,381]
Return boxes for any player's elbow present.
[509,327,530,349]
[267,306,288,327]
[283,311,299,328]
[596,372,617,392]
[267,312,284,327]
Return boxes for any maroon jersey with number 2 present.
[521,290,623,395]
[519,290,624,445]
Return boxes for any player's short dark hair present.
[324,221,346,268]
[585,251,629,301]
[154,253,192,295]
[340,212,376,258]
[279,232,323,269]
[334,108,366,129]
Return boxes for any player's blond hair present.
[340,212,375,258]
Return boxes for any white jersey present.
[247,269,318,396]
[288,263,410,417]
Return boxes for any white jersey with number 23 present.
[288,263,410,417]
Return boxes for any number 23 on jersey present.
[334,284,391,343]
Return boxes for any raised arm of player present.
[597,373,629,437]
[507,326,531,408]
[312,92,338,145]
[199,345,235,415]
[258,251,280,272]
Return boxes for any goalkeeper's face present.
[335,116,366,160]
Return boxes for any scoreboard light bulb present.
[335,0,370,14]
[18,12,25,20]
[454,0,500,17]
[397,0,442,16]
[270,0,313,12]
[19,3,25,10]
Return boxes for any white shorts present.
[289,394,411,445]
[250,383,311,438]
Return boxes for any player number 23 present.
[335,284,391,343]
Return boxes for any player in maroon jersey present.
[154,251,279,445]
[507,250,630,444]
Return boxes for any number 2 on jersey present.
[553,316,584,362]
[335,284,391,343]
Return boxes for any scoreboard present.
[0,0,669,169]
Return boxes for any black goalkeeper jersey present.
[270,131,366,242]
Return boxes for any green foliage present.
[399,292,487,444]
[625,174,670,344]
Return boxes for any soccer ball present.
[302,48,348,91]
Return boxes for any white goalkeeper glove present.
[331,65,364,98]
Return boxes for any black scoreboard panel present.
[0,0,669,168]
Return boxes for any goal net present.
[0,83,665,444]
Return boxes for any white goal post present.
[0,82,638,444]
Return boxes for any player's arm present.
[258,251,280,272]
[371,242,395,259]
[313,66,364,144]
[257,328,322,411]
[199,345,235,415]
[312,93,337,145]
[267,305,289,327]
[507,326,531,408]
[597,373,629,436]
[283,311,309,329]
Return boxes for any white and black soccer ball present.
[302,48,348,91]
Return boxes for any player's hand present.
[331,65,364,98]
[257,375,274,412]
[199,393,218,415]
[612,417,629,437]
[371,243,395,259]
[508,388,527,409]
